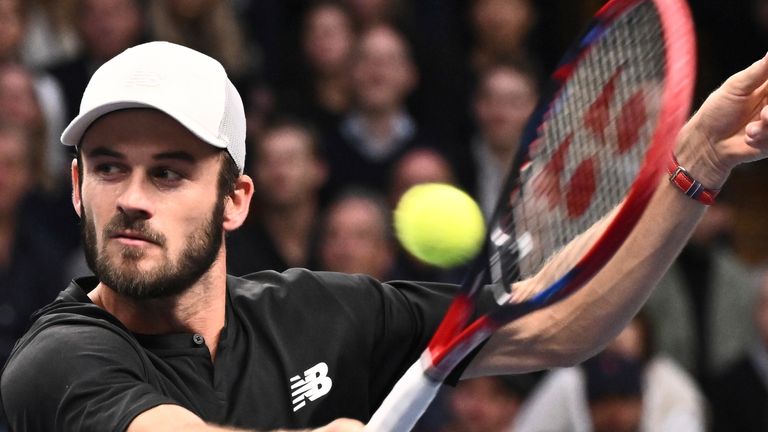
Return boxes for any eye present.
[93,163,125,177]
[152,167,184,184]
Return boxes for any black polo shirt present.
[1,269,478,431]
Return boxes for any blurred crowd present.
[3,0,768,431]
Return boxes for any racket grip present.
[364,359,442,432]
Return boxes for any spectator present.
[470,0,537,73]
[20,0,80,68]
[645,200,759,383]
[322,24,433,196]
[47,0,144,122]
[318,190,395,280]
[279,0,358,135]
[0,64,54,188]
[226,120,327,275]
[147,0,252,83]
[464,59,538,218]
[513,311,706,432]
[582,351,644,432]
[710,268,768,432]
[0,124,64,391]
[0,0,69,183]
[0,64,77,254]
[438,375,536,432]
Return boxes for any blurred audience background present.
[2,1,768,430]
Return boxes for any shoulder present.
[227,270,394,323]
[3,280,147,384]
[230,268,458,303]
[227,269,461,333]
[2,316,171,432]
[4,303,145,383]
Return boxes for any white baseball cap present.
[61,41,246,173]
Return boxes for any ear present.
[71,158,82,218]
[223,174,254,232]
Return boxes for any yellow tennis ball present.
[394,183,486,268]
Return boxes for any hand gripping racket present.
[365,0,696,430]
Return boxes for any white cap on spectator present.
[61,41,246,173]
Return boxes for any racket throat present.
[426,317,498,379]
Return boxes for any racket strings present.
[492,2,667,291]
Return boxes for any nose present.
[115,173,153,221]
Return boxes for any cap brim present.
[61,101,228,150]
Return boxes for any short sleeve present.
[1,320,177,432]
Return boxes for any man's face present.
[450,377,521,432]
[472,0,534,51]
[351,26,415,114]
[0,66,41,127]
[303,5,355,75]
[474,67,537,151]
[79,0,142,62]
[253,127,324,209]
[320,197,392,279]
[76,109,226,299]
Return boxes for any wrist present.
[667,154,720,205]
[673,122,732,190]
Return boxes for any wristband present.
[667,154,719,205]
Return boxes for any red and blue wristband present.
[667,154,719,205]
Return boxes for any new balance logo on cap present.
[290,362,333,412]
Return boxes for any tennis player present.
[2,42,768,431]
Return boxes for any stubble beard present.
[81,197,225,300]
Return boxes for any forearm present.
[465,125,717,376]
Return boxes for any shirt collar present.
[341,111,416,160]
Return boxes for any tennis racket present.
[365,0,696,430]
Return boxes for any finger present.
[745,104,768,142]
[723,52,768,96]
[745,120,765,143]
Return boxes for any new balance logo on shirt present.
[290,362,333,412]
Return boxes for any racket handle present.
[364,359,442,432]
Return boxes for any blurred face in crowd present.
[351,25,416,115]
[450,377,522,432]
[252,125,326,210]
[0,129,31,218]
[79,0,142,62]
[0,65,43,128]
[472,0,534,52]
[74,109,235,299]
[303,3,356,76]
[320,195,393,279]
[389,148,454,207]
[0,0,23,61]
[474,65,537,154]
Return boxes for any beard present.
[81,197,225,300]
